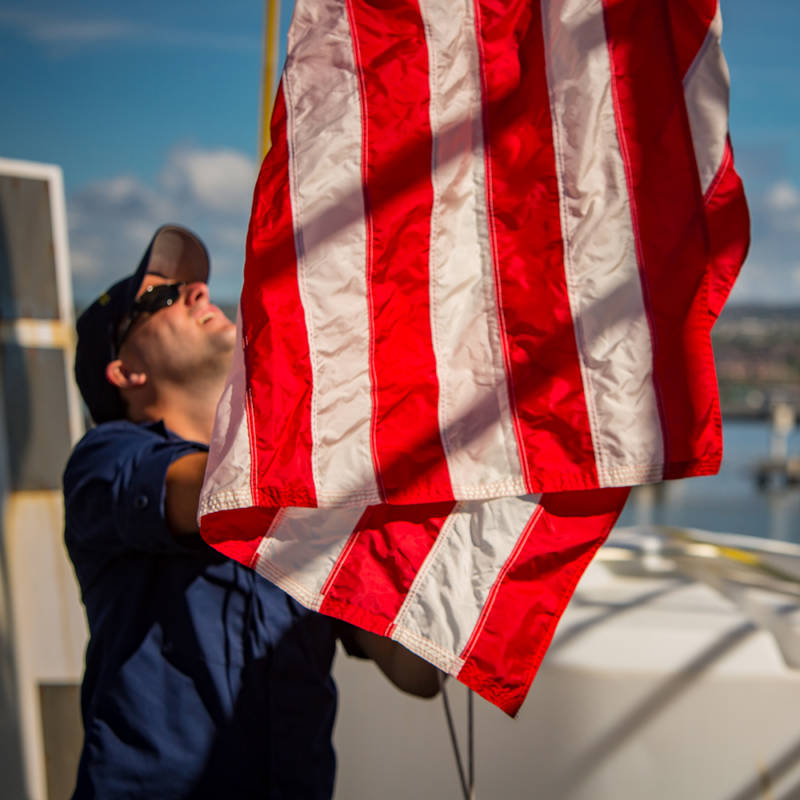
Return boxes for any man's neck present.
[132,385,221,444]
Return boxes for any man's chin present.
[219,323,237,351]
[211,327,237,368]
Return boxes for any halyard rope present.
[440,675,476,799]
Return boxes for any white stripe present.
[252,505,368,610]
[284,0,381,506]
[541,0,664,487]
[392,494,541,659]
[199,306,254,517]
[419,0,526,499]
[0,318,72,349]
[684,6,729,195]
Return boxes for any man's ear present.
[105,359,147,389]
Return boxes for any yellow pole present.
[259,0,281,160]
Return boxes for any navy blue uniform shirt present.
[64,420,338,799]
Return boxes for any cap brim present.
[141,225,210,285]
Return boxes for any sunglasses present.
[115,281,186,350]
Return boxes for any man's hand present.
[350,627,442,698]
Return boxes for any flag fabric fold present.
[199,0,748,716]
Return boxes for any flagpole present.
[259,0,281,160]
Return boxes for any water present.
[616,419,800,543]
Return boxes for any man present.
[65,225,438,799]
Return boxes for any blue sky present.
[1,0,798,306]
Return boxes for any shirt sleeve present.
[64,422,207,559]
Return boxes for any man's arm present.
[167,452,442,696]
[164,451,208,535]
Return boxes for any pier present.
[754,402,800,489]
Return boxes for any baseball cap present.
[74,225,210,424]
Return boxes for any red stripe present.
[345,0,385,503]
[319,501,455,633]
[241,85,317,507]
[457,487,629,717]
[706,140,750,318]
[602,0,718,477]
[346,0,454,504]
[666,0,717,79]
[474,0,598,493]
[200,507,280,569]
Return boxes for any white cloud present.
[68,146,257,306]
[30,20,138,45]
[728,259,791,305]
[729,177,800,304]
[161,148,256,214]
[69,235,106,279]
[764,180,800,212]
[0,9,257,52]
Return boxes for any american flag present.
[199,0,748,715]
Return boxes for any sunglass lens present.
[136,283,182,313]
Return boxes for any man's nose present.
[183,281,209,306]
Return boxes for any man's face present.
[119,273,236,386]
